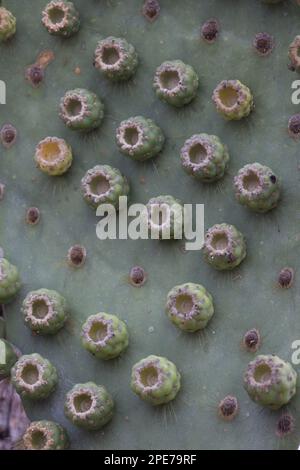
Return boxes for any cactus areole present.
[2,0,300,451]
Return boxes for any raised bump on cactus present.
[289,36,300,73]
[42,1,80,38]
[94,37,138,81]
[64,382,114,430]
[212,80,253,120]
[153,60,199,107]
[0,7,16,42]
[234,163,281,213]
[242,329,261,353]
[165,283,214,332]
[180,133,229,182]
[26,207,40,226]
[81,165,129,210]
[116,116,165,161]
[129,266,147,287]
[203,223,246,271]
[142,0,160,22]
[81,312,129,360]
[131,355,181,405]
[244,354,297,410]
[146,195,183,240]
[218,395,239,421]
[201,18,220,44]
[22,421,69,450]
[253,33,274,57]
[0,124,17,148]
[59,89,104,132]
[278,267,294,289]
[34,137,72,176]
[0,184,4,201]
[0,339,18,379]
[22,289,68,335]
[276,414,295,438]
[0,257,21,304]
[11,353,58,400]
[26,65,45,88]
[67,244,86,268]
[288,114,300,139]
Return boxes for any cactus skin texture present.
[34,137,73,176]
[81,312,129,360]
[244,355,297,410]
[11,353,58,400]
[22,420,69,450]
[81,164,129,210]
[59,89,104,132]
[42,1,80,38]
[165,283,214,332]
[64,382,114,431]
[203,223,246,271]
[22,289,68,335]
[234,163,280,213]
[116,116,165,161]
[5,0,300,451]
[153,60,199,107]
[146,195,183,239]
[218,395,239,422]
[94,37,138,82]
[288,36,300,73]
[0,7,16,42]
[0,339,18,378]
[180,134,229,182]
[253,33,274,57]
[0,258,21,304]
[131,355,181,405]
[212,80,253,120]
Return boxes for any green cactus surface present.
[165,283,214,332]
[203,223,247,271]
[234,163,281,213]
[64,382,114,430]
[81,312,129,360]
[42,1,80,38]
[3,0,300,450]
[244,354,297,410]
[153,60,199,107]
[212,80,254,120]
[59,88,104,132]
[81,164,130,210]
[22,420,69,450]
[180,133,229,182]
[146,195,183,239]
